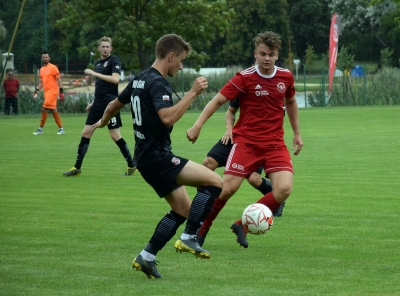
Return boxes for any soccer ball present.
[242,203,274,235]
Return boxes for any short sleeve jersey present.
[220,65,295,145]
[40,63,60,97]
[118,68,174,167]
[93,55,121,109]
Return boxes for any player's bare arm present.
[222,106,237,145]
[285,96,303,155]
[157,76,208,127]
[33,81,43,101]
[91,99,124,131]
[186,93,228,143]
[84,69,120,84]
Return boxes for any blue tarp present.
[350,65,364,77]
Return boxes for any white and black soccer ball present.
[242,203,274,235]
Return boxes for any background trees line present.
[0,0,399,75]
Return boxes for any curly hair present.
[253,31,282,51]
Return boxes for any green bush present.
[329,67,400,106]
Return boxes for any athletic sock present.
[40,110,48,127]
[52,111,63,128]
[183,185,222,235]
[146,211,186,255]
[115,138,134,167]
[74,137,90,170]
[256,192,281,212]
[200,197,227,232]
[256,178,273,195]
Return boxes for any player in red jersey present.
[187,31,303,248]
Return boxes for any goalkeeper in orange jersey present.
[33,51,66,135]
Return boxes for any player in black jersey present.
[63,36,135,177]
[92,34,223,279]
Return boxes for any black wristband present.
[59,87,64,93]
[35,88,39,93]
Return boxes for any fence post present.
[321,69,326,107]
[363,67,367,106]
[303,65,307,108]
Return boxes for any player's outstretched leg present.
[230,220,249,248]
[132,254,163,279]
[174,235,211,259]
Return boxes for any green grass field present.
[1,107,399,295]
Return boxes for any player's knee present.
[274,185,292,199]
[248,172,262,188]
[202,157,218,171]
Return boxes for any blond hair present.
[99,36,112,46]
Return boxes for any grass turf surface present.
[0,106,399,295]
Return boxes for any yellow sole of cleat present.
[132,262,154,279]
[174,240,211,259]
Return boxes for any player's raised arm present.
[186,92,228,143]
[157,76,208,127]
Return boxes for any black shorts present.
[138,153,189,198]
[207,139,233,168]
[207,139,263,174]
[85,105,122,130]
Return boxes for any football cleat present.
[63,167,81,176]
[132,254,163,279]
[57,128,65,135]
[231,222,249,248]
[122,166,137,176]
[33,129,43,135]
[272,201,285,217]
[174,236,211,259]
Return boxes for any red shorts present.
[224,142,293,178]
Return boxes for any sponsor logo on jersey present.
[115,65,120,69]
[134,130,145,139]
[277,82,286,93]
[162,95,170,101]
[231,163,244,171]
[255,91,261,96]
[132,80,145,89]
[171,157,180,165]
[255,84,262,89]
[104,61,108,67]
[261,90,269,96]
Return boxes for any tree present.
[220,0,291,67]
[0,19,6,44]
[328,0,400,65]
[336,46,355,74]
[380,48,394,67]
[287,0,331,58]
[303,45,315,76]
[55,0,234,71]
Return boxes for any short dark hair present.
[155,34,191,59]
[41,51,49,55]
[253,31,282,51]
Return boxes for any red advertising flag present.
[329,13,341,94]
